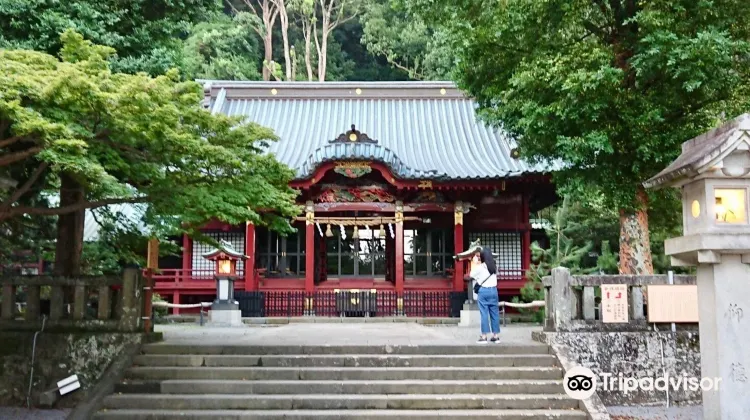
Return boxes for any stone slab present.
[208,310,242,326]
[102,393,579,411]
[92,408,589,419]
[459,309,481,327]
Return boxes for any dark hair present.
[479,248,497,275]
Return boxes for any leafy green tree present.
[409,0,750,274]
[360,0,454,80]
[0,31,299,275]
[182,12,263,81]
[0,0,221,75]
[527,197,597,283]
[595,240,619,274]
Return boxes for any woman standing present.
[470,248,500,343]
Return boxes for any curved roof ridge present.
[299,142,446,180]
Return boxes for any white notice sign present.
[601,284,628,323]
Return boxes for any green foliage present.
[360,0,454,80]
[527,196,598,283]
[0,31,300,244]
[0,0,222,75]
[511,281,545,323]
[595,240,619,274]
[182,12,263,81]
[408,0,750,214]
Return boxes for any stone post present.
[643,114,750,419]
[118,267,142,332]
[545,267,572,332]
[694,254,749,417]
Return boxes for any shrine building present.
[153,81,557,317]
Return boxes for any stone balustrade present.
[542,267,697,332]
[0,267,143,332]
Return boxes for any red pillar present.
[522,194,531,283]
[244,223,256,291]
[172,291,180,315]
[181,233,191,282]
[395,202,404,295]
[453,201,464,291]
[305,203,315,293]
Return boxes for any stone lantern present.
[202,239,247,326]
[643,113,750,420]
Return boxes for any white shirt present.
[470,262,497,288]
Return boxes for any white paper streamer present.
[316,223,324,237]
[340,225,347,240]
[388,223,395,239]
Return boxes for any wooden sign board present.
[646,285,699,323]
[601,284,629,323]
[147,238,159,269]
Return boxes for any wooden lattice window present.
[468,231,522,278]
[191,230,245,277]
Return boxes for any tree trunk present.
[262,35,273,81]
[618,187,654,274]
[319,32,328,81]
[304,23,314,81]
[54,173,85,276]
[279,7,292,81]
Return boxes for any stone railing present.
[0,267,143,331]
[542,267,697,332]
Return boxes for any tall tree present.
[0,31,299,275]
[182,12,263,80]
[312,0,359,80]
[360,0,453,80]
[230,0,280,80]
[0,0,221,75]
[410,0,750,274]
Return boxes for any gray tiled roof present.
[201,81,552,180]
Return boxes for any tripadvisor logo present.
[563,365,722,400]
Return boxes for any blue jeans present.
[477,287,500,335]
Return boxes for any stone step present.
[92,409,588,420]
[115,379,567,395]
[101,393,579,410]
[132,354,559,368]
[140,344,551,356]
[125,366,563,381]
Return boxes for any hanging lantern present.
[326,224,333,237]
[353,225,360,239]
[378,224,385,238]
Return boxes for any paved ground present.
[608,405,703,419]
[0,407,69,420]
[153,322,543,346]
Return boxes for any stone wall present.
[0,331,143,408]
[535,330,701,406]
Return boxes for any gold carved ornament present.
[418,180,433,189]
[454,201,464,225]
[305,201,315,226]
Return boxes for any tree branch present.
[0,147,43,167]
[0,162,49,209]
[0,135,29,149]
[0,197,149,221]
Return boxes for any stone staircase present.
[93,343,588,419]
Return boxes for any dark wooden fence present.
[235,290,466,318]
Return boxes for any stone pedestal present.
[459,302,480,327]
[695,255,750,419]
[208,302,245,327]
